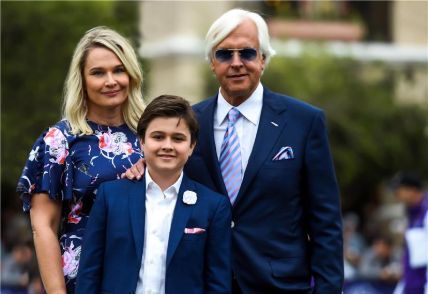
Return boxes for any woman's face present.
[83,47,130,116]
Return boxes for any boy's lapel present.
[129,179,147,260]
[166,175,195,267]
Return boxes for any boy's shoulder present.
[98,178,143,197]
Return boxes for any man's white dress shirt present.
[135,170,183,294]
[214,83,263,173]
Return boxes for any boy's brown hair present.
[137,95,199,145]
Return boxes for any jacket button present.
[231,221,235,228]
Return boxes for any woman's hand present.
[121,157,146,180]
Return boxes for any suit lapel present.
[196,97,227,196]
[129,179,147,260]
[234,89,288,206]
[166,175,195,267]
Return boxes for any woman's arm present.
[30,193,66,294]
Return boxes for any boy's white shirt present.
[135,169,183,294]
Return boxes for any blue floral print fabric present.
[17,119,142,292]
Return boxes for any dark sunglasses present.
[214,48,258,63]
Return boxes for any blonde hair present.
[205,8,276,66]
[62,26,145,135]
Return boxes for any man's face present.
[210,19,265,106]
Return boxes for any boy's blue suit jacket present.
[185,88,344,293]
[75,174,232,294]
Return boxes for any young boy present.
[76,95,232,294]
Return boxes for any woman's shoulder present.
[51,119,73,133]
[28,119,74,146]
[42,119,73,136]
[41,119,77,143]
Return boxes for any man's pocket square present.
[184,228,206,234]
[272,146,294,160]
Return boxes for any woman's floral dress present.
[17,120,143,293]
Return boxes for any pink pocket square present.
[184,227,206,234]
[272,146,294,161]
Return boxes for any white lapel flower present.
[183,191,197,205]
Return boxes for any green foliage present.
[204,52,428,212]
[1,1,140,197]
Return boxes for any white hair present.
[205,8,276,66]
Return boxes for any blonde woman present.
[17,26,145,293]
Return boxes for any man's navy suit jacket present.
[75,174,232,294]
[185,88,344,293]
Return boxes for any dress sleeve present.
[17,122,73,211]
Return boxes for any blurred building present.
[139,1,234,103]
[392,1,428,105]
[138,0,427,104]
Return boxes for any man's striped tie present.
[219,107,242,204]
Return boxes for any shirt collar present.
[216,83,263,126]
[145,169,183,198]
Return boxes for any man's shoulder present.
[192,95,217,113]
[193,89,323,117]
[265,88,322,115]
[193,90,322,113]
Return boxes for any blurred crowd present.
[344,171,427,294]
[343,210,403,293]
[1,208,42,294]
[1,172,425,294]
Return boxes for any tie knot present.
[228,108,240,124]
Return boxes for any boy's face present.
[141,117,195,179]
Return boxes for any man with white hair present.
[185,9,344,293]
[127,8,344,293]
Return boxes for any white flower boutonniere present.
[183,191,197,205]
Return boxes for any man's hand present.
[121,158,145,180]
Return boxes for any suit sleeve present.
[75,183,108,294]
[204,196,232,294]
[304,111,344,293]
